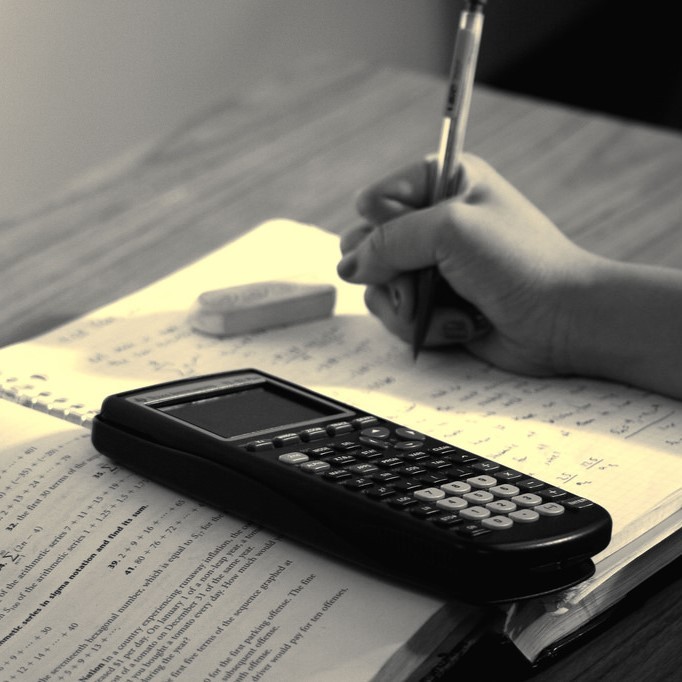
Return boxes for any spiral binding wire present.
[0,370,97,428]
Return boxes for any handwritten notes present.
[0,220,680,559]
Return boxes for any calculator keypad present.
[271,419,592,538]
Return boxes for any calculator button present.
[410,503,440,518]
[335,441,362,452]
[400,465,427,477]
[360,426,391,439]
[373,471,400,483]
[402,450,430,461]
[306,446,336,458]
[481,515,514,530]
[424,458,452,470]
[435,496,467,511]
[326,421,353,435]
[389,495,418,509]
[463,490,494,505]
[420,473,450,486]
[395,427,426,440]
[440,481,471,495]
[273,433,301,447]
[489,484,520,498]
[364,485,396,499]
[433,513,462,527]
[535,502,565,516]
[358,436,390,449]
[346,477,374,490]
[511,493,543,508]
[377,457,403,468]
[471,461,501,473]
[413,487,446,502]
[328,455,357,467]
[394,479,423,492]
[246,439,275,451]
[457,523,492,537]
[486,499,516,514]
[466,475,497,489]
[394,441,424,451]
[509,509,540,523]
[540,487,568,500]
[299,461,331,474]
[446,451,479,464]
[565,497,595,510]
[299,427,327,442]
[495,469,523,481]
[352,416,379,428]
[459,506,491,521]
[517,478,545,491]
[324,469,352,482]
[355,448,383,460]
[349,463,379,475]
[278,452,309,465]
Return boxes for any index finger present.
[355,159,434,225]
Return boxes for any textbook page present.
[0,220,680,587]
[0,400,473,682]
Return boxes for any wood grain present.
[1,56,680,679]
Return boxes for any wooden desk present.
[2,56,680,679]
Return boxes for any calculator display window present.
[159,384,342,438]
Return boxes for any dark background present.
[440,0,681,131]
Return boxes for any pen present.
[412,0,488,358]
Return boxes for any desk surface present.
[1,56,681,679]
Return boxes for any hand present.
[337,154,598,376]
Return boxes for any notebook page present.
[0,220,680,562]
[0,400,470,681]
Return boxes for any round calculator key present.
[481,515,514,530]
[278,452,309,465]
[489,483,520,498]
[535,502,565,516]
[463,490,494,504]
[413,487,446,502]
[394,440,424,451]
[486,499,516,514]
[466,475,497,489]
[511,493,543,508]
[436,496,468,511]
[395,427,426,440]
[459,506,491,521]
[509,509,540,523]
[440,481,471,495]
[360,426,391,439]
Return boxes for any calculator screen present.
[159,383,343,438]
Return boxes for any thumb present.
[337,202,465,284]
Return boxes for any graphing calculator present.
[91,369,612,603]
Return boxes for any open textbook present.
[1,220,680,678]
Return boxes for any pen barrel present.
[432,8,484,203]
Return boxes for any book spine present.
[0,371,96,428]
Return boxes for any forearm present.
[560,257,682,398]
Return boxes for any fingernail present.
[337,253,358,280]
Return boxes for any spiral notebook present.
[0,220,680,678]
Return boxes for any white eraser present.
[189,281,336,337]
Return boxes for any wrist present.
[557,256,682,396]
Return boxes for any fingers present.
[365,283,487,346]
[339,223,373,255]
[355,159,433,224]
[337,202,463,284]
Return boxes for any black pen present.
[412,0,487,358]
